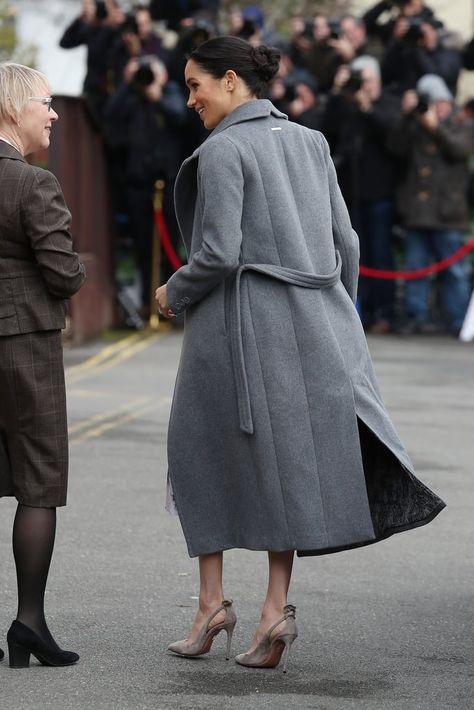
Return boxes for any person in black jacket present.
[362,0,461,95]
[103,58,187,313]
[59,0,125,126]
[387,75,472,335]
[322,56,401,332]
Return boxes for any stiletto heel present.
[235,604,298,672]
[8,642,31,668]
[168,599,237,659]
[225,624,234,660]
[6,620,79,668]
[281,635,297,673]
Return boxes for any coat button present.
[418,166,432,177]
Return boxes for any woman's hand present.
[155,284,175,319]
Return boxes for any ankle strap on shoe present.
[267,605,297,636]
[205,599,233,627]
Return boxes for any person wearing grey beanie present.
[387,78,471,334]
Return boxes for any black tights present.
[12,504,59,647]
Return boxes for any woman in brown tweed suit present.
[0,63,85,667]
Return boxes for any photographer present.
[59,0,125,125]
[166,16,217,155]
[103,57,187,315]
[363,0,439,46]
[387,75,472,334]
[270,67,322,130]
[382,17,462,95]
[321,56,401,332]
[108,7,171,93]
[362,0,461,95]
[289,14,353,93]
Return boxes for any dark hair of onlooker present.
[189,36,280,98]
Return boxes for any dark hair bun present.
[251,45,281,84]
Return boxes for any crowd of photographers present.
[59,0,474,335]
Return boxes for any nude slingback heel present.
[168,599,237,659]
[235,604,298,673]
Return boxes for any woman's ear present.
[224,70,238,91]
[5,97,19,126]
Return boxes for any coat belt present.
[230,251,342,435]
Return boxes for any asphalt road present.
[1,328,473,710]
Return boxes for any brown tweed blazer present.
[0,141,85,335]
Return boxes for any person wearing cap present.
[388,74,472,335]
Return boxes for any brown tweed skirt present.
[0,330,68,507]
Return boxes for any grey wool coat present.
[166,99,445,558]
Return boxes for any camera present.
[237,19,257,41]
[301,19,315,42]
[283,82,297,103]
[131,56,156,90]
[328,18,341,41]
[95,1,108,21]
[343,69,363,94]
[183,18,214,48]
[121,14,139,35]
[413,92,430,115]
[402,17,424,44]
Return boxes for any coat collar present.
[189,99,287,159]
[0,140,26,162]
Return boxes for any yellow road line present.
[68,396,152,435]
[66,332,145,375]
[66,332,162,384]
[70,402,159,445]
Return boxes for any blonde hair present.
[0,62,50,124]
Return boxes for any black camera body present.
[301,19,314,41]
[413,92,430,115]
[237,18,257,41]
[328,19,341,41]
[121,14,139,35]
[402,17,424,44]
[131,56,156,90]
[95,1,108,21]
[343,69,363,94]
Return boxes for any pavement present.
[1,327,473,710]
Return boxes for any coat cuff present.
[166,276,191,315]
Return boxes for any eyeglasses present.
[29,97,53,111]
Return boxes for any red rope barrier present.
[155,209,474,282]
[154,208,183,271]
[359,237,474,280]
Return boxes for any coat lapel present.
[173,101,288,251]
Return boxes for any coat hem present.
[184,501,445,558]
[296,500,446,557]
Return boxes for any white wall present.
[14,0,86,95]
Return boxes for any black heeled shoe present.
[7,620,79,668]
[0,647,4,661]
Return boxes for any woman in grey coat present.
[155,37,445,671]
